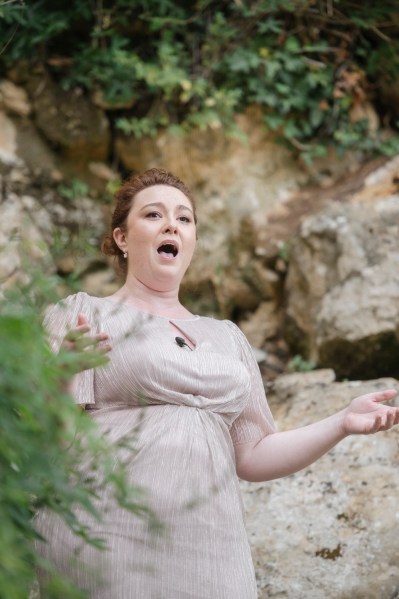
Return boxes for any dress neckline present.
[86,293,201,322]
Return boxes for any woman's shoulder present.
[45,291,100,321]
[215,318,253,352]
[49,291,93,311]
[198,315,240,332]
[196,315,244,340]
[63,290,96,303]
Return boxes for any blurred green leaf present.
[0,273,158,597]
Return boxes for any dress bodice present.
[89,298,251,427]
[44,292,275,445]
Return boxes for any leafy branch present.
[0,0,398,160]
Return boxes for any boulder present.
[0,79,31,116]
[241,371,399,599]
[239,301,282,348]
[0,111,20,168]
[115,106,308,221]
[181,211,285,319]
[0,185,107,293]
[28,77,110,169]
[13,117,60,178]
[0,194,54,289]
[285,195,399,378]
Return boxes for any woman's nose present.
[162,221,178,234]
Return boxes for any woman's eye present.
[178,216,191,223]
[145,212,161,218]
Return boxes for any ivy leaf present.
[228,48,261,72]
[284,36,300,53]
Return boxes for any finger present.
[97,343,112,354]
[378,411,391,430]
[74,336,101,351]
[75,334,111,352]
[64,325,90,342]
[376,409,398,431]
[371,389,398,404]
[369,413,382,434]
[93,333,112,352]
[385,409,398,429]
[77,313,89,327]
[96,333,109,341]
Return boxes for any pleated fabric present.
[35,292,275,599]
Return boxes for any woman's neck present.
[108,276,193,318]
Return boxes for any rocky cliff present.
[1,76,399,599]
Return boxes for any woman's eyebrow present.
[141,202,193,214]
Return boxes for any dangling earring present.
[123,251,128,259]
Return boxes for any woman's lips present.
[157,242,179,259]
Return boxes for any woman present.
[36,168,399,598]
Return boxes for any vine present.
[1,0,399,161]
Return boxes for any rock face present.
[285,195,399,378]
[115,106,307,219]
[0,185,106,291]
[241,370,399,599]
[1,72,399,599]
[0,79,31,116]
[0,110,19,167]
[2,73,399,379]
[115,107,310,320]
[27,77,110,169]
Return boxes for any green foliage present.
[0,271,157,598]
[57,178,90,201]
[117,115,168,138]
[1,0,399,160]
[277,239,291,262]
[288,354,317,372]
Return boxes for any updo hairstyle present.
[102,168,197,276]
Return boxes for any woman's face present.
[113,185,197,292]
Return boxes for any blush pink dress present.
[35,292,275,598]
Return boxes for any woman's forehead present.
[133,184,192,209]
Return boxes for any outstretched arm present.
[234,389,399,482]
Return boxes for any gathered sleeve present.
[43,292,96,406]
[224,320,276,446]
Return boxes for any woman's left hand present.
[342,389,399,435]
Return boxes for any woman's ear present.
[113,228,126,252]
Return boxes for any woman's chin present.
[141,275,184,294]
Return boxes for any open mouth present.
[157,243,178,258]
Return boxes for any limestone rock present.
[29,78,110,168]
[363,155,399,188]
[115,106,308,221]
[0,183,107,292]
[0,111,20,168]
[13,117,59,176]
[239,301,282,348]
[80,268,119,298]
[285,196,399,378]
[0,79,31,116]
[270,368,336,401]
[88,161,119,181]
[241,374,399,599]
[0,194,54,289]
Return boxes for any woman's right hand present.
[62,313,111,371]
